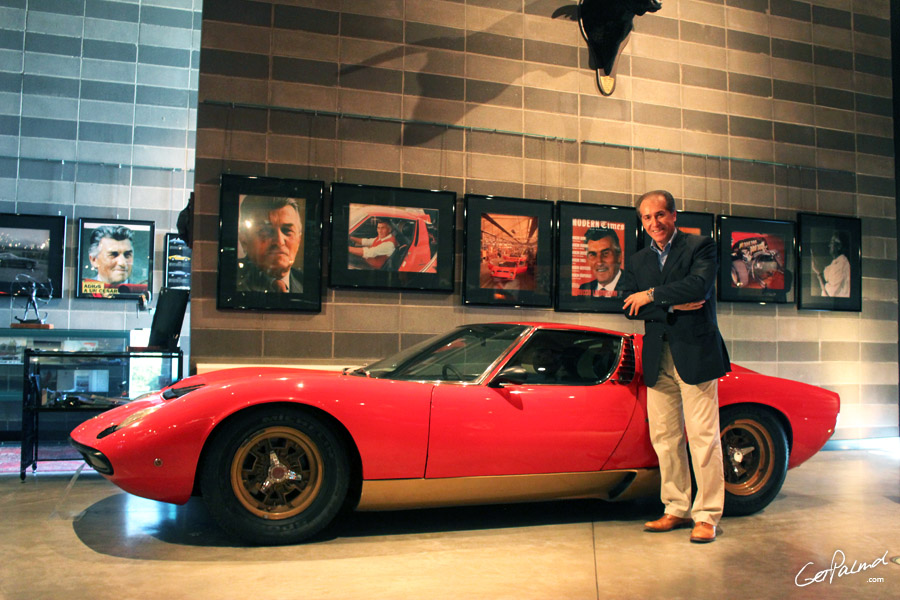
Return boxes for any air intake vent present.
[613,335,636,384]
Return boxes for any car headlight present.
[96,405,161,439]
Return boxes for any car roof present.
[483,321,627,336]
[349,205,430,228]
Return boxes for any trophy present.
[11,274,53,328]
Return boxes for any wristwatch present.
[646,287,654,302]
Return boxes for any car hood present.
[172,366,345,390]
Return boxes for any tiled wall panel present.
[0,0,201,435]
[192,1,898,439]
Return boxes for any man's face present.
[828,235,840,257]
[586,237,620,286]
[240,205,302,278]
[376,222,391,238]
[90,237,133,284]
[639,195,677,246]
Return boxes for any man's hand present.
[810,252,821,275]
[623,290,653,316]
[673,300,705,311]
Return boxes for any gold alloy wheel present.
[722,418,775,496]
[229,426,324,519]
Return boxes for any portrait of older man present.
[81,224,148,298]
[578,227,624,297]
[237,195,304,293]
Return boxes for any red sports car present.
[489,256,530,280]
[70,323,839,545]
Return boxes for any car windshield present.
[353,324,528,382]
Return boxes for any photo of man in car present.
[346,204,438,273]
[349,219,397,269]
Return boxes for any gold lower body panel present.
[357,468,660,511]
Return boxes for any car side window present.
[504,330,623,385]
[387,326,525,382]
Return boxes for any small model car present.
[489,256,529,280]
[70,323,839,545]
[0,252,37,271]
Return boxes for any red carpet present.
[0,443,88,475]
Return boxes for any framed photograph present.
[76,218,154,300]
[163,233,191,290]
[217,174,324,312]
[640,211,714,249]
[0,213,66,299]
[329,183,456,292]
[717,215,795,304]
[797,213,861,311]
[556,202,638,313]
[463,194,554,307]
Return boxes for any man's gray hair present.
[584,227,621,256]
[239,196,301,234]
[88,225,134,259]
[636,190,676,214]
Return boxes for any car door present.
[425,329,638,478]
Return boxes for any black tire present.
[721,406,789,516]
[200,408,350,545]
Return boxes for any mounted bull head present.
[554,0,663,95]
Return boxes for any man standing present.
[622,190,731,543]
[237,196,304,293]
[83,225,147,298]
[578,227,623,297]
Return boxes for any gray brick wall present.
[0,0,200,434]
[0,0,200,324]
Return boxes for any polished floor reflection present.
[1,446,898,600]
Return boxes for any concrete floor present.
[1,447,898,600]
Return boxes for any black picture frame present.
[797,213,861,311]
[640,210,715,249]
[163,233,191,291]
[217,174,324,312]
[0,213,66,299]
[463,194,554,307]
[556,201,638,313]
[76,218,154,300]
[329,183,456,292]
[717,215,795,304]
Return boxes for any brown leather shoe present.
[644,514,693,532]
[689,522,717,543]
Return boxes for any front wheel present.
[721,406,788,516]
[200,408,350,545]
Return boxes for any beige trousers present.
[647,341,725,526]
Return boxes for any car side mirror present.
[489,365,528,388]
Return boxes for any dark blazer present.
[622,232,730,386]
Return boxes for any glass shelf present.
[20,348,183,479]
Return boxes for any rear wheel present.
[200,408,349,545]
[721,406,788,516]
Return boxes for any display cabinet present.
[0,329,130,440]
[20,348,183,479]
